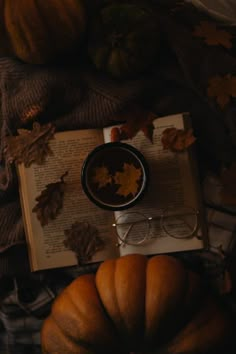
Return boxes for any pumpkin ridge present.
[42,317,85,353]
[114,255,147,348]
[33,0,54,52]
[113,260,129,332]
[166,298,232,354]
[4,0,86,64]
[20,0,48,58]
[4,2,31,54]
[144,256,189,345]
[169,298,226,342]
[95,262,123,333]
[60,0,86,35]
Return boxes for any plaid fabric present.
[0,264,99,353]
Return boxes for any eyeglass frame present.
[112,206,200,247]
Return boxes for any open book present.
[17,113,207,271]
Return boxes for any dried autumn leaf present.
[207,74,236,109]
[4,122,55,167]
[161,127,196,152]
[220,162,236,205]
[32,171,68,226]
[114,163,142,197]
[20,104,43,123]
[110,109,156,143]
[64,221,104,264]
[110,127,121,142]
[193,21,233,49]
[92,166,112,188]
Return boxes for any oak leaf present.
[92,166,112,188]
[32,171,68,226]
[114,163,142,197]
[207,74,236,109]
[161,127,196,152]
[220,162,236,205]
[4,122,55,167]
[64,221,104,264]
[193,21,233,49]
[110,109,156,143]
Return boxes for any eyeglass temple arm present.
[113,210,199,227]
[116,223,134,247]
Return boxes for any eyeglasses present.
[112,206,200,247]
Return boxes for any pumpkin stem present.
[110,33,124,48]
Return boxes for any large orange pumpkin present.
[41,254,232,353]
[3,0,86,64]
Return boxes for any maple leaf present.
[110,109,156,143]
[4,122,55,167]
[32,171,68,226]
[92,166,112,188]
[161,127,196,152]
[220,162,236,205]
[207,74,236,109]
[114,163,142,197]
[193,21,233,49]
[64,221,104,264]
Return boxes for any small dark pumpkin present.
[4,0,86,64]
[88,3,160,79]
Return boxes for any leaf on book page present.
[207,74,236,109]
[32,171,68,226]
[64,221,104,264]
[161,127,196,152]
[193,21,233,49]
[110,110,156,143]
[92,166,112,189]
[220,163,236,205]
[4,122,55,167]
[114,163,142,197]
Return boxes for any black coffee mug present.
[81,142,149,211]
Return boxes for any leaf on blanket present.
[220,162,236,205]
[207,74,236,109]
[32,171,68,226]
[64,221,104,264]
[4,122,55,167]
[161,127,196,152]
[20,104,43,123]
[110,109,156,143]
[114,163,142,197]
[92,166,112,189]
[193,21,233,49]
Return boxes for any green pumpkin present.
[4,0,86,64]
[88,3,160,78]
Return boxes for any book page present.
[18,129,118,271]
[103,113,207,256]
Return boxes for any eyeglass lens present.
[115,212,149,246]
[161,206,198,238]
